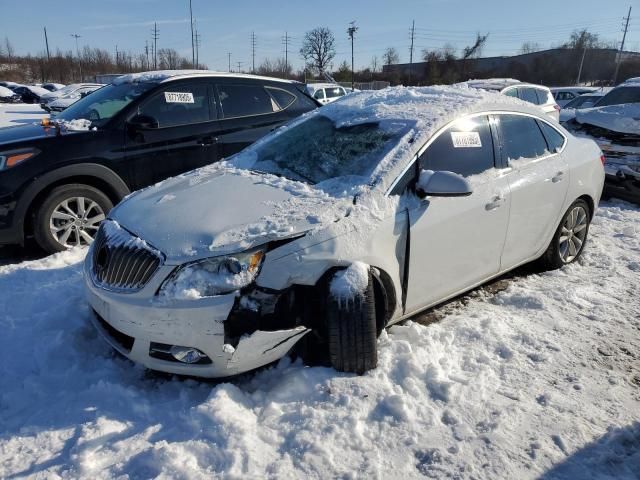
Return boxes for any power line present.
[612,6,632,84]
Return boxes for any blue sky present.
[1,0,638,71]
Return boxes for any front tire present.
[539,199,591,270]
[327,270,378,374]
[33,184,112,254]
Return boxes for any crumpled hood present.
[575,104,640,135]
[110,167,351,263]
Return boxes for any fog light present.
[170,346,207,364]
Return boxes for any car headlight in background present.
[0,149,39,170]
[159,247,266,300]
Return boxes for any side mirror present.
[127,114,159,132]
[416,170,473,199]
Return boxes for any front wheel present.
[33,184,112,254]
[327,268,378,374]
[539,199,591,270]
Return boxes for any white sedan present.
[84,86,604,378]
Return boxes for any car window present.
[266,87,296,110]
[565,95,598,109]
[504,88,518,98]
[313,89,325,100]
[325,87,345,98]
[218,84,277,118]
[139,84,210,128]
[418,115,495,177]
[535,88,551,105]
[519,87,539,105]
[537,120,565,152]
[594,86,640,107]
[499,114,549,162]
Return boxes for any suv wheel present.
[34,184,112,253]
[327,269,378,374]
[539,199,591,270]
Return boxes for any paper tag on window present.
[164,92,194,103]
[451,131,482,148]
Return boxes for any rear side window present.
[504,88,518,98]
[313,89,325,100]
[535,89,551,105]
[325,87,345,99]
[139,84,210,127]
[266,87,296,110]
[218,84,277,118]
[519,87,539,105]
[419,115,495,177]
[499,114,548,162]
[537,121,565,152]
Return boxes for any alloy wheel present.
[558,205,588,263]
[49,196,106,248]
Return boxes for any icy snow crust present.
[1,201,639,478]
[576,103,640,135]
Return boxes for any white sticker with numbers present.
[450,131,482,148]
[164,92,194,103]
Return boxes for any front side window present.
[138,84,210,128]
[241,114,412,185]
[313,89,325,100]
[218,84,277,118]
[418,115,495,177]
[498,114,548,162]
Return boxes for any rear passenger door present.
[214,82,298,159]
[495,113,569,268]
[124,81,219,187]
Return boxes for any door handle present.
[485,195,504,211]
[551,171,564,183]
[200,136,217,146]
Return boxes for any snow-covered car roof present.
[112,70,298,86]
[550,86,597,93]
[22,85,51,96]
[0,85,16,97]
[575,103,640,135]
[456,78,522,91]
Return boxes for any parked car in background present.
[48,85,104,112]
[551,87,598,107]
[306,83,348,105]
[0,70,319,253]
[11,85,51,104]
[40,83,104,112]
[42,83,66,92]
[83,86,604,378]
[0,81,22,89]
[564,80,640,203]
[0,86,21,103]
[559,92,605,123]
[461,79,560,121]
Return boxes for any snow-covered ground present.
[0,102,48,128]
[0,200,638,479]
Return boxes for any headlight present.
[159,247,265,300]
[0,149,39,170]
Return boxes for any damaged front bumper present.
[84,262,310,378]
[598,141,640,203]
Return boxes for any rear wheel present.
[539,199,591,270]
[33,184,112,253]
[327,269,378,374]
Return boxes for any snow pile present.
[1,201,639,478]
[0,85,15,98]
[576,104,640,135]
[60,118,94,131]
[330,261,370,300]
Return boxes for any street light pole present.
[347,21,358,92]
[71,33,82,80]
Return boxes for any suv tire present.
[539,199,591,270]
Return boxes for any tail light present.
[553,104,561,112]
[600,154,606,166]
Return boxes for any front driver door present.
[403,115,511,314]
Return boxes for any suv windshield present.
[245,114,411,184]
[594,86,640,107]
[53,83,156,127]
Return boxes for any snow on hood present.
[0,86,15,97]
[575,103,640,135]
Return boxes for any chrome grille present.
[91,221,163,292]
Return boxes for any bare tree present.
[4,37,15,62]
[520,42,542,54]
[383,47,399,65]
[370,55,379,73]
[158,48,181,69]
[462,33,489,60]
[300,27,336,73]
[565,29,601,50]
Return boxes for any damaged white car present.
[84,86,604,377]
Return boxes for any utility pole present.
[151,22,159,69]
[282,32,291,74]
[195,30,201,68]
[189,0,195,67]
[408,20,415,85]
[250,31,257,73]
[236,61,243,73]
[145,41,149,69]
[612,6,632,85]
[347,22,358,92]
[43,27,50,61]
[576,46,587,85]
[71,33,82,80]
[228,52,231,72]
[115,45,119,65]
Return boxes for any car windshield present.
[593,86,640,107]
[245,114,411,185]
[53,83,155,128]
[565,95,600,109]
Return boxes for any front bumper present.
[600,144,640,204]
[84,260,309,378]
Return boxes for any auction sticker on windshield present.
[451,131,482,148]
[164,92,194,103]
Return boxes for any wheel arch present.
[577,194,595,219]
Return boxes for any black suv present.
[0,71,318,253]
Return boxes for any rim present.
[49,197,105,248]
[558,205,588,263]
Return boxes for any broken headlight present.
[159,248,265,300]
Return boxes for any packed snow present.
[330,261,370,300]
[576,103,640,135]
[0,200,638,479]
[0,85,15,98]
